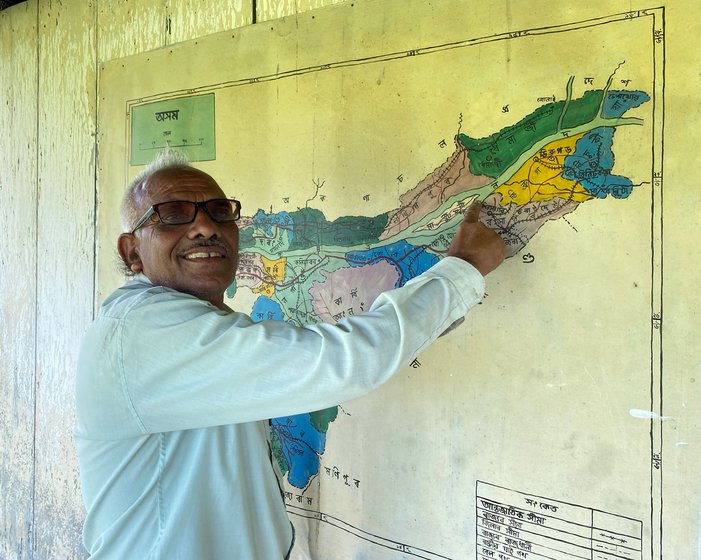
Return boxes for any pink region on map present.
[380,140,492,240]
[481,192,579,258]
[309,261,399,323]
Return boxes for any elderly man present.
[74,151,504,559]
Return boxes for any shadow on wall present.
[0,0,28,11]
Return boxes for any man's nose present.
[186,206,220,238]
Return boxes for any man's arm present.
[76,202,504,438]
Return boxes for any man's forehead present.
[136,167,225,205]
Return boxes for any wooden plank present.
[167,0,252,44]
[0,3,39,559]
[257,0,346,22]
[98,0,252,62]
[33,0,96,556]
[98,0,171,61]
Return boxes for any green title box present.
[130,93,215,165]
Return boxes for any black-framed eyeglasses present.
[130,198,241,233]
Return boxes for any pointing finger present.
[464,199,482,223]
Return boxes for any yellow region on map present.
[495,133,594,206]
[253,256,287,297]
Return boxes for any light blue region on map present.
[563,127,633,199]
[252,209,294,242]
[225,281,237,299]
[251,295,285,322]
[270,414,326,488]
[602,90,649,118]
[346,240,439,287]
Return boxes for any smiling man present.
[74,150,504,559]
[117,164,240,308]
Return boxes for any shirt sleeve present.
[98,257,484,435]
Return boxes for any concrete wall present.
[2,1,700,558]
[0,1,339,557]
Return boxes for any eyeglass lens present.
[155,199,240,225]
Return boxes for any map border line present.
[120,8,664,108]
[648,7,665,560]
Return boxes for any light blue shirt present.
[74,257,485,559]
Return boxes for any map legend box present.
[476,481,642,560]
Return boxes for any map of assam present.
[228,78,650,490]
[96,2,676,555]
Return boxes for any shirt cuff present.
[408,256,486,309]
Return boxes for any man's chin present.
[176,276,232,303]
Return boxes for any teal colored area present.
[286,208,389,251]
[602,91,649,118]
[239,210,293,251]
[310,407,338,433]
[240,207,387,252]
[271,255,348,327]
[225,281,237,299]
[269,404,339,489]
[255,209,294,235]
[563,127,633,199]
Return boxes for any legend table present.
[476,482,642,560]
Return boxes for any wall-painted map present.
[98,1,676,557]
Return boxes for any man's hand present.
[448,201,505,276]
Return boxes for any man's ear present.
[117,233,144,273]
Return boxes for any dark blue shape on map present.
[602,90,650,118]
[251,295,284,322]
[270,414,326,489]
[252,209,294,243]
[345,240,439,287]
[563,127,633,199]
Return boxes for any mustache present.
[178,238,231,255]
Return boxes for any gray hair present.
[120,149,192,232]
